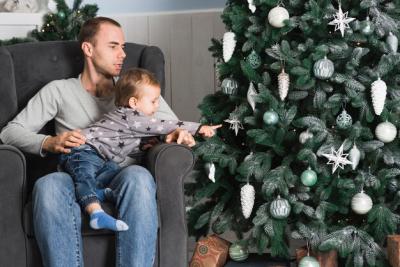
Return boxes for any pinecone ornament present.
[247,0,256,13]
[349,144,361,170]
[223,32,236,63]
[278,69,290,101]
[240,183,255,219]
[371,78,387,115]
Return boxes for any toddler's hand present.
[198,124,222,138]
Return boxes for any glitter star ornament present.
[225,113,243,136]
[328,4,355,37]
[321,142,353,173]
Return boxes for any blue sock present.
[89,210,129,232]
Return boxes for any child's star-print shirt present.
[82,107,200,163]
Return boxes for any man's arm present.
[0,81,84,155]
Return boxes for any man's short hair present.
[115,68,160,107]
[78,17,121,46]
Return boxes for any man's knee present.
[33,172,74,205]
[116,165,156,195]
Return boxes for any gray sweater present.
[0,76,178,158]
[83,107,200,163]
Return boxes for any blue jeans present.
[59,144,120,208]
[32,165,158,267]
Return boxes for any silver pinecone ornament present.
[371,78,387,116]
[278,69,290,101]
[349,144,361,170]
[223,32,236,63]
[241,183,255,219]
[247,82,257,111]
[387,32,398,53]
[247,0,256,13]
[205,162,216,183]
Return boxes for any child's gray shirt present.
[82,107,200,163]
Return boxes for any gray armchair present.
[0,41,192,267]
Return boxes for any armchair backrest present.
[0,40,165,129]
[0,40,165,190]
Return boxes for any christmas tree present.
[187,0,400,266]
[31,0,98,41]
[0,0,97,45]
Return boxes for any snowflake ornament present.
[328,4,355,37]
[321,142,353,173]
[224,113,243,136]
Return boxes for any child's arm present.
[128,111,221,137]
[197,125,222,138]
[127,111,200,135]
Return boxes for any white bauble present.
[299,130,313,144]
[268,6,289,28]
[47,0,57,12]
[241,183,255,219]
[351,191,373,214]
[371,78,387,116]
[223,32,236,63]
[349,144,361,170]
[375,121,397,143]
[278,69,290,101]
[299,256,320,267]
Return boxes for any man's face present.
[90,23,126,77]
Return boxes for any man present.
[0,17,194,267]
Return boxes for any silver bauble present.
[313,57,334,80]
[270,196,291,219]
[336,109,352,129]
[360,17,374,35]
[299,256,320,267]
[268,6,289,28]
[351,191,373,215]
[221,78,238,95]
[375,121,397,143]
[299,130,313,144]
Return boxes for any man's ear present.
[128,97,138,109]
[81,42,93,57]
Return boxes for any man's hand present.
[198,124,222,138]
[42,129,86,154]
[165,128,196,147]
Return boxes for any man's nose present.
[119,47,126,59]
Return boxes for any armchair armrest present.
[0,144,27,266]
[146,143,195,267]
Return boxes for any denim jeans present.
[32,165,158,267]
[59,144,120,208]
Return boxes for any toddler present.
[60,68,220,232]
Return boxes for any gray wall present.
[112,11,225,121]
[66,0,225,14]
